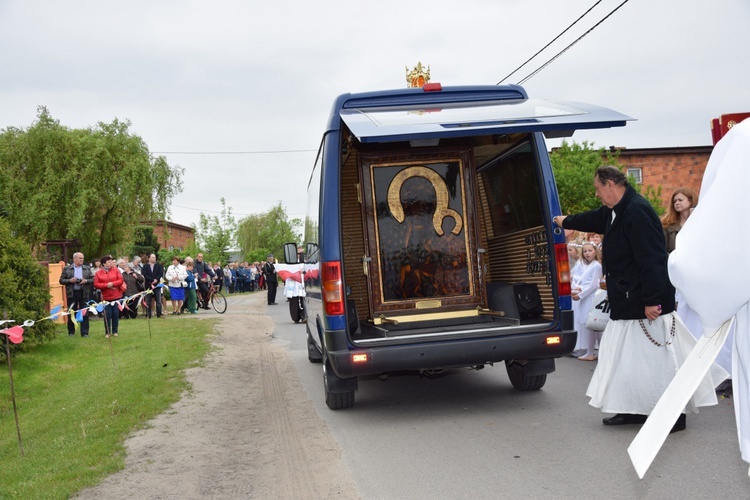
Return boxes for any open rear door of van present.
[340,91,634,144]
[335,86,632,335]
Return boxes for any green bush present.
[0,219,55,357]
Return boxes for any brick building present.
[608,145,713,209]
[145,220,195,252]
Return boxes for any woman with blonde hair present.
[568,240,582,270]
[662,187,698,253]
[573,242,604,361]
[568,241,586,356]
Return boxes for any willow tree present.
[0,107,183,258]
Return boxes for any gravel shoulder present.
[75,293,361,499]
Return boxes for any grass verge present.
[0,315,216,498]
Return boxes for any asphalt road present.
[267,303,749,499]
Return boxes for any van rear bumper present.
[325,328,577,379]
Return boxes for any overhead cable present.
[517,0,631,85]
[497,0,604,85]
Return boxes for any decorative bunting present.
[0,284,163,339]
[0,325,25,344]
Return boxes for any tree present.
[550,140,618,214]
[194,198,236,264]
[0,219,55,356]
[0,107,183,257]
[237,202,302,262]
[550,140,662,215]
[131,225,161,258]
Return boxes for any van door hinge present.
[362,256,371,276]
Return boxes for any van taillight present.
[555,243,571,296]
[321,261,345,316]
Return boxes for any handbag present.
[585,288,610,332]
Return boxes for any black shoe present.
[68,332,75,336]
[602,413,648,426]
[670,414,687,433]
[81,334,89,337]
[716,379,733,398]
[269,302,277,305]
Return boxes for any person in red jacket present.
[94,255,125,338]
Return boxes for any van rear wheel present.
[323,358,355,410]
[505,360,547,391]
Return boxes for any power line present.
[171,204,305,219]
[497,0,604,85]
[517,0,631,85]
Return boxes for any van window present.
[305,139,323,264]
[479,141,543,235]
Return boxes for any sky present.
[1,0,749,231]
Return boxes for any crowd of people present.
[60,252,273,338]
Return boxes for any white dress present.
[573,260,603,343]
[569,260,586,351]
[586,313,728,415]
[668,119,750,465]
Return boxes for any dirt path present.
[76,293,361,499]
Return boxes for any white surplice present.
[668,118,750,465]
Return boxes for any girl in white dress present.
[572,242,603,361]
[568,242,586,354]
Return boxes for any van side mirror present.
[283,242,298,264]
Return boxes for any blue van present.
[283,83,631,409]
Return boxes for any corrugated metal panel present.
[487,226,553,319]
[341,152,372,321]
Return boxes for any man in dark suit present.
[59,252,95,337]
[263,253,278,305]
[141,253,165,318]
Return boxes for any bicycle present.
[197,283,227,314]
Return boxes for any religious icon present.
[369,159,472,303]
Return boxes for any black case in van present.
[487,282,543,320]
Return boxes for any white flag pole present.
[628,317,734,479]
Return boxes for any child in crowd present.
[565,229,583,244]
[572,241,604,361]
[568,241,585,355]
[587,232,602,249]
[568,241,582,271]
[185,259,198,314]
